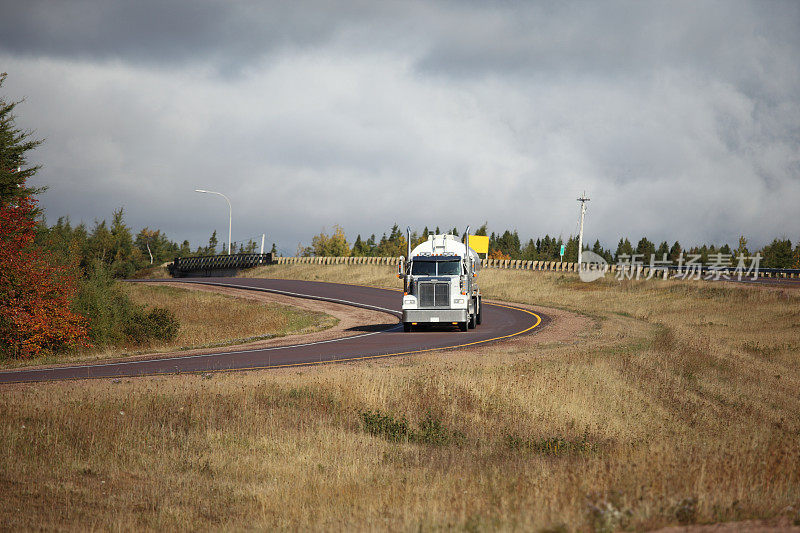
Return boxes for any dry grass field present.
[0,282,336,369]
[1,265,799,531]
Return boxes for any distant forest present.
[303,223,800,269]
[35,215,800,271]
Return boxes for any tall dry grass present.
[122,283,337,351]
[1,265,798,530]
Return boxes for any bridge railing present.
[169,253,275,277]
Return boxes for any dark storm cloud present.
[4,1,799,84]
[0,0,364,69]
[417,1,800,78]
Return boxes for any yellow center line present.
[213,301,542,374]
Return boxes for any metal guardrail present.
[168,253,275,277]
[481,260,800,279]
[271,255,800,279]
[167,252,800,280]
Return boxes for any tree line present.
[305,224,800,269]
[38,213,277,279]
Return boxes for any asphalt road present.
[0,278,546,384]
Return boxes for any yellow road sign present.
[468,235,489,254]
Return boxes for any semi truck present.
[399,227,482,332]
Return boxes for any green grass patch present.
[360,410,465,446]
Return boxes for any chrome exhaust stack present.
[464,225,471,294]
[406,226,411,261]
[404,226,412,293]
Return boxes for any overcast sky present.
[2,1,798,254]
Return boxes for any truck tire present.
[403,322,412,332]
[475,297,483,325]
[468,312,476,329]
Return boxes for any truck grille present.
[418,282,450,307]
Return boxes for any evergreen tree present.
[761,238,793,268]
[103,208,141,277]
[375,224,406,256]
[539,235,558,261]
[656,241,669,259]
[206,230,218,255]
[270,243,277,255]
[668,241,682,262]
[388,224,401,242]
[635,237,656,260]
[352,234,365,256]
[35,216,88,269]
[239,239,257,253]
[366,234,377,256]
[87,220,114,264]
[614,238,633,262]
[178,240,192,257]
[0,73,44,208]
[698,244,709,264]
[735,236,749,258]
[521,239,538,261]
[410,230,422,249]
[564,235,579,262]
[492,230,521,258]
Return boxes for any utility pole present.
[577,191,590,265]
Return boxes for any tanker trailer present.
[399,227,482,332]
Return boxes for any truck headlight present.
[453,298,465,304]
[403,297,417,305]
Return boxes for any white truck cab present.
[400,229,482,332]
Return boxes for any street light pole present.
[577,191,590,265]
[195,189,232,255]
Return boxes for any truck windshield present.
[437,260,461,275]
[411,261,437,276]
[411,260,461,276]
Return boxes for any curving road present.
[0,278,545,384]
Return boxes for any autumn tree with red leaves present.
[0,72,88,357]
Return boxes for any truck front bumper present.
[402,309,468,323]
